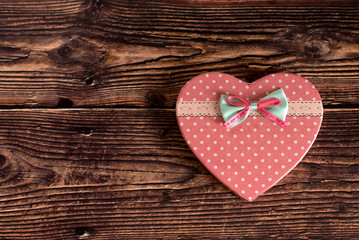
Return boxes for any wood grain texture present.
[1,0,359,239]
[0,1,359,107]
[0,108,358,240]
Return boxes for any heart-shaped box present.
[176,73,323,201]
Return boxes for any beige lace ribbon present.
[176,101,323,117]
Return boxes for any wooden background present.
[0,0,358,239]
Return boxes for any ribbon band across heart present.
[220,88,288,129]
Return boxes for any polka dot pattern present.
[177,72,323,201]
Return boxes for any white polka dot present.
[268,178,272,181]
[186,92,190,95]
[261,171,265,175]
[241,165,245,169]
[306,91,309,95]
[212,80,216,83]
[186,117,190,120]
[278,79,282,83]
[232,86,236,89]
[213,92,216,95]
[219,74,222,77]
[199,80,203,84]
[219,86,222,89]
[281,153,285,156]
[239,92,243,95]
[192,86,196,89]
[292,91,296,95]
[294,153,298,156]
[200,128,203,132]
[234,159,238,163]
[292,79,295,83]
[225,80,229,83]
[252,91,256,95]
[214,165,218,169]
[268,165,271,169]
[187,141,190,144]
[227,153,231,157]
[220,147,224,150]
[248,171,252,175]
[260,134,264,138]
[265,79,269,83]
[193,135,197,138]
[260,147,264,150]
[241,190,245,193]
[288,159,292,162]
[254,153,258,156]
[254,140,258,144]
[307,140,311,144]
[314,122,317,125]
[206,74,209,78]
[245,85,249,89]
[240,141,244,144]
[221,172,224,175]
[200,153,204,156]
[180,122,184,126]
[267,128,270,132]
[247,134,251,138]
[234,147,237,150]
[274,146,278,150]
[246,122,250,126]
[307,128,311,131]
[248,184,252,187]
[247,159,251,163]
[220,134,224,138]
[267,140,271,144]
[247,146,251,150]
[261,184,265,187]
[274,159,278,162]
[214,153,217,156]
[234,134,237,138]
[235,184,238,188]
[221,159,224,163]
[207,147,210,150]
[301,134,304,138]
[213,129,217,132]
[254,165,258,169]
[299,85,302,89]
[267,153,271,156]
[241,153,244,157]
[261,159,265,163]
[313,97,316,100]
[275,171,278,175]
[249,197,253,200]
[294,128,297,132]
[206,86,209,89]
[207,159,211,163]
[228,178,231,182]
[200,117,203,120]
[227,165,231,169]
[255,190,259,194]
[200,141,204,144]
[259,85,262,89]
[281,165,285,169]
[207,122,210,126]
[287,134,291,138]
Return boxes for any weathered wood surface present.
[0,0,358,239]
[1,1,359,107]
[0,109,358,239]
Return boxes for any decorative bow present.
[220,88,288,129]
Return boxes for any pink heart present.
[176,73,323,201]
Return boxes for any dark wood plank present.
[1,1,359,107]
[0,108,357,239]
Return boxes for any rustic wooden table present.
[0,0,358,239]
